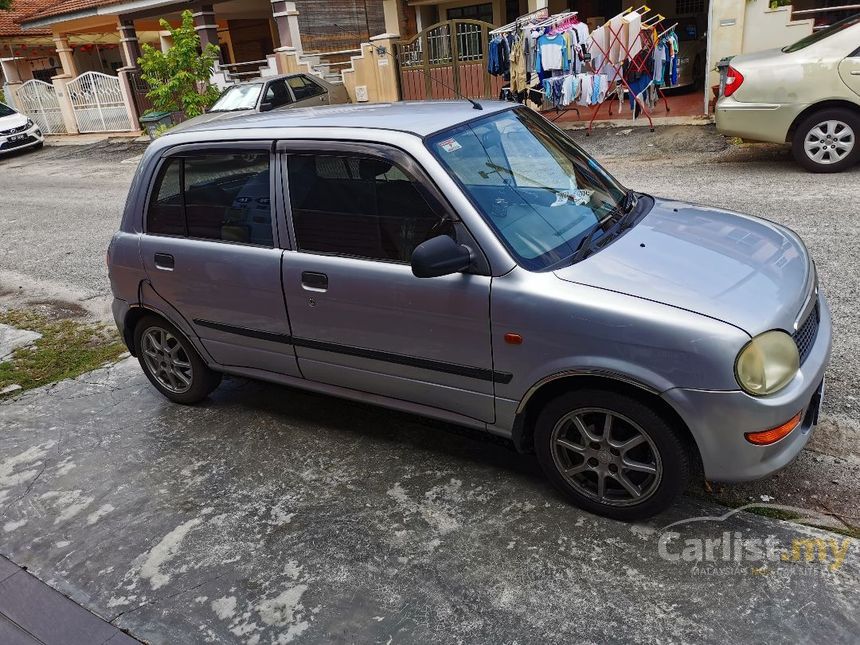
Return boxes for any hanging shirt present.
[535,33,568,74]
[562,74,579,105]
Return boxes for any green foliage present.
[0,309,126,394]
[138,9,221,118]
[0,1,12,11]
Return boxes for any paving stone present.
[0,571,118,645]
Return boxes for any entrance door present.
[395,19,505,100]
[279,142,498,423]
[139,143,300,377]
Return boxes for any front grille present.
[793,301,820,365]
[0,123,28,136]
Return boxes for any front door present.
[279,143,497,423]
[839,50,860,98]
[139,143,300,377]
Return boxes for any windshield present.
[783,13,860,52]
[210,84,263,112]
[427,107,628,270]
[0,103,16,118]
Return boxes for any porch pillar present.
[50,75,79,135]
[382,0,407,36]
[0,58,27,110]
[192,4,221,60]
[527,0,549,11]
[272,1,303,54]
[53,34,78,79]
[117,17,143,70]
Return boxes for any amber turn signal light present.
[744,411,803,445]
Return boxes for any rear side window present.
[288,75,325,100]
[146,152,273,246]
[287,153,449,262]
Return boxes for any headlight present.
[735,330,799,396]
[26,119,34,129]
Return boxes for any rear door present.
[278,141,498,423]
[287,75,330,107]
[139,142,300,377]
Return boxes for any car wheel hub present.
[804,120,854,164]
[141,327,193,394]
[550,407,663,507]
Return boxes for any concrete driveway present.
[1,359,858,644]
[1,128,860,643]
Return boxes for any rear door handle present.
[851,70,860,76]
[154,253,174,271]
[301,271,328,291]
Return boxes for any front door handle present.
[301,271,328,291]
[851,70,860,76]
[154,253,174,271]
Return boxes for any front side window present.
[287,153,449,262]
[265,79,294,108]
[146,152,273,246]
[210,84,263,111]
[427,107,628,270]
[288,76,325,101]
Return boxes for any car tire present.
[791,108,859,173]
[534,389,690,521]
[134,314,221,404]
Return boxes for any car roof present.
[231,73,303,86]
[175,100,514,137]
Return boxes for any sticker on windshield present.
[438,138,462,153]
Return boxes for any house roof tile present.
[0,0,55,37]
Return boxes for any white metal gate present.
[67,71,132,133]
[16,80,67,134]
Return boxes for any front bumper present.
[662,294,832,482]
[714,96,805,144]
[0,123,44,153]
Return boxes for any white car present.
[0,102,44,154]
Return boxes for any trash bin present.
[139,111,173,140]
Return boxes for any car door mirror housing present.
[260,101,274,112]
[411,235,473,278]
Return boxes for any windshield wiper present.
[570,192,639,265]
[615,190,640,231]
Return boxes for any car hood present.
[0,112,27,131]
[554,199,813,336]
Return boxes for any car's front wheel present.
[792,108,859,173]
[134,315,221,404]
[534,389,690,521]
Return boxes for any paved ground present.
[1,360,858,644]
[0,556,138,644]
[1,128,860,643]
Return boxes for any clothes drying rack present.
[584,6,678,134]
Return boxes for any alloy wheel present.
[141,326,193,394]
[804,120,855,165]
[550,407,663,507]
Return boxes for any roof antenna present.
[375,45,483,110]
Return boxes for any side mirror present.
[260,101,274,112]
[411,235,473,278]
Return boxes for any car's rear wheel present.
[792,108,859,173]
[134,315,221,404]
[534,389,690,521]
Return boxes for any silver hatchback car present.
[108,102,831,520]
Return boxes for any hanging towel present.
[608,15,626,64]
[623,12,642,59]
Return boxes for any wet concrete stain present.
[0,358,858,644]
